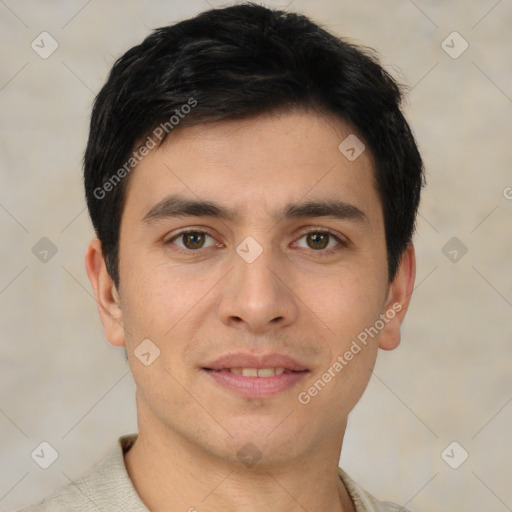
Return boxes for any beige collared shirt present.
[18,434,411,512]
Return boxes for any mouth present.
[202,353,310,398]
[205,367,293,377]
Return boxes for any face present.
[87,110,414,466]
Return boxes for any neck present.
[124,417,354,512]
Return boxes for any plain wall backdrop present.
[1,1,511,511]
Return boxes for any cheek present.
[296,340,378,439]
[313,271,386,397]
[323,269,387,328]
[120,256,200,341]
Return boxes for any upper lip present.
[203,352,309,372]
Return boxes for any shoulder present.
[16,434,147,512]
[338,467,413,512]
[16,479,94,512]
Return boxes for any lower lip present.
[203,369,309,398]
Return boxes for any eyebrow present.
[141,194,368,225]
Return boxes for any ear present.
[84,238,126,347]
[378,243,416,351]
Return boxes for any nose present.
[218,245,299,334]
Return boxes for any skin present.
[85,110,415,512]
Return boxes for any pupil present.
[307,233,328,250]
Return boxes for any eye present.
[168,230,219,251]
[294,230,344,252]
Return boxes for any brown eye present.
[294,231,343,253]
[306,232,330,250]
[182,232,206,249]
[170,231,217,251]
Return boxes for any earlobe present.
[84,238,126,347]
[378,243,416,351]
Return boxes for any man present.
[19,2,423,511]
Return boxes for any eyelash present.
[165,227,348,256]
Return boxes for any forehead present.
[122,110,381,227]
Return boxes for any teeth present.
[228,368,286,377]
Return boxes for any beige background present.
[1,1,511,511]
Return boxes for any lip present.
[203,352,309,372]
[202,352,309,399]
